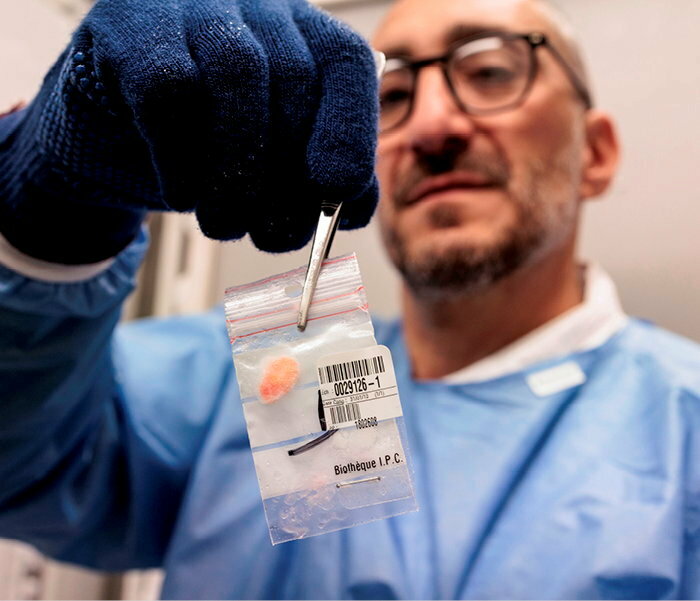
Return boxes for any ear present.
[579,110,620,200]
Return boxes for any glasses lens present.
[379,59,414,132]
[449,36,533,113]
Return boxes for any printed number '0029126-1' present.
[333,376,380,396]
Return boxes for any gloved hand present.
[0,0,379,263]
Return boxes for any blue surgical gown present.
[1,231,700,599]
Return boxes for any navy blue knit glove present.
[0,0,379,263]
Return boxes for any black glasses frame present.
[379,31,592,133]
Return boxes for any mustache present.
[393,152,510,208]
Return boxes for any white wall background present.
[1,0,698,340]
[559,0,700,343]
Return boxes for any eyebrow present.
[444,23,513,47]
[382,23,514,59]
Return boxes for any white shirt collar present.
[442,263,628,384]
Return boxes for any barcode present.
[318,355,386,384]
[328,403,361,425]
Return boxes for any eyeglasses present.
[377,31,592,134]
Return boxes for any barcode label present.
[318,355,385,384]
[317,345,403,430]
[328,402,361,425]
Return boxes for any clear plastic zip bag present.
[224,253,418,544]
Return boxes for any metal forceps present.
[296,51,386,331]
[297,201,343,331]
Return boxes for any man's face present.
[374,0,588,296]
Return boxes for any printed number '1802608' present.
[355,416,378,429]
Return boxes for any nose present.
[406,66,477,173]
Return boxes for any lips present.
[405,173,499,206]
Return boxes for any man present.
[1,0,699,599]
[374,0,616,378]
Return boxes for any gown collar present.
[439,263,628,384]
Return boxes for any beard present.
[381,150,580,299]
